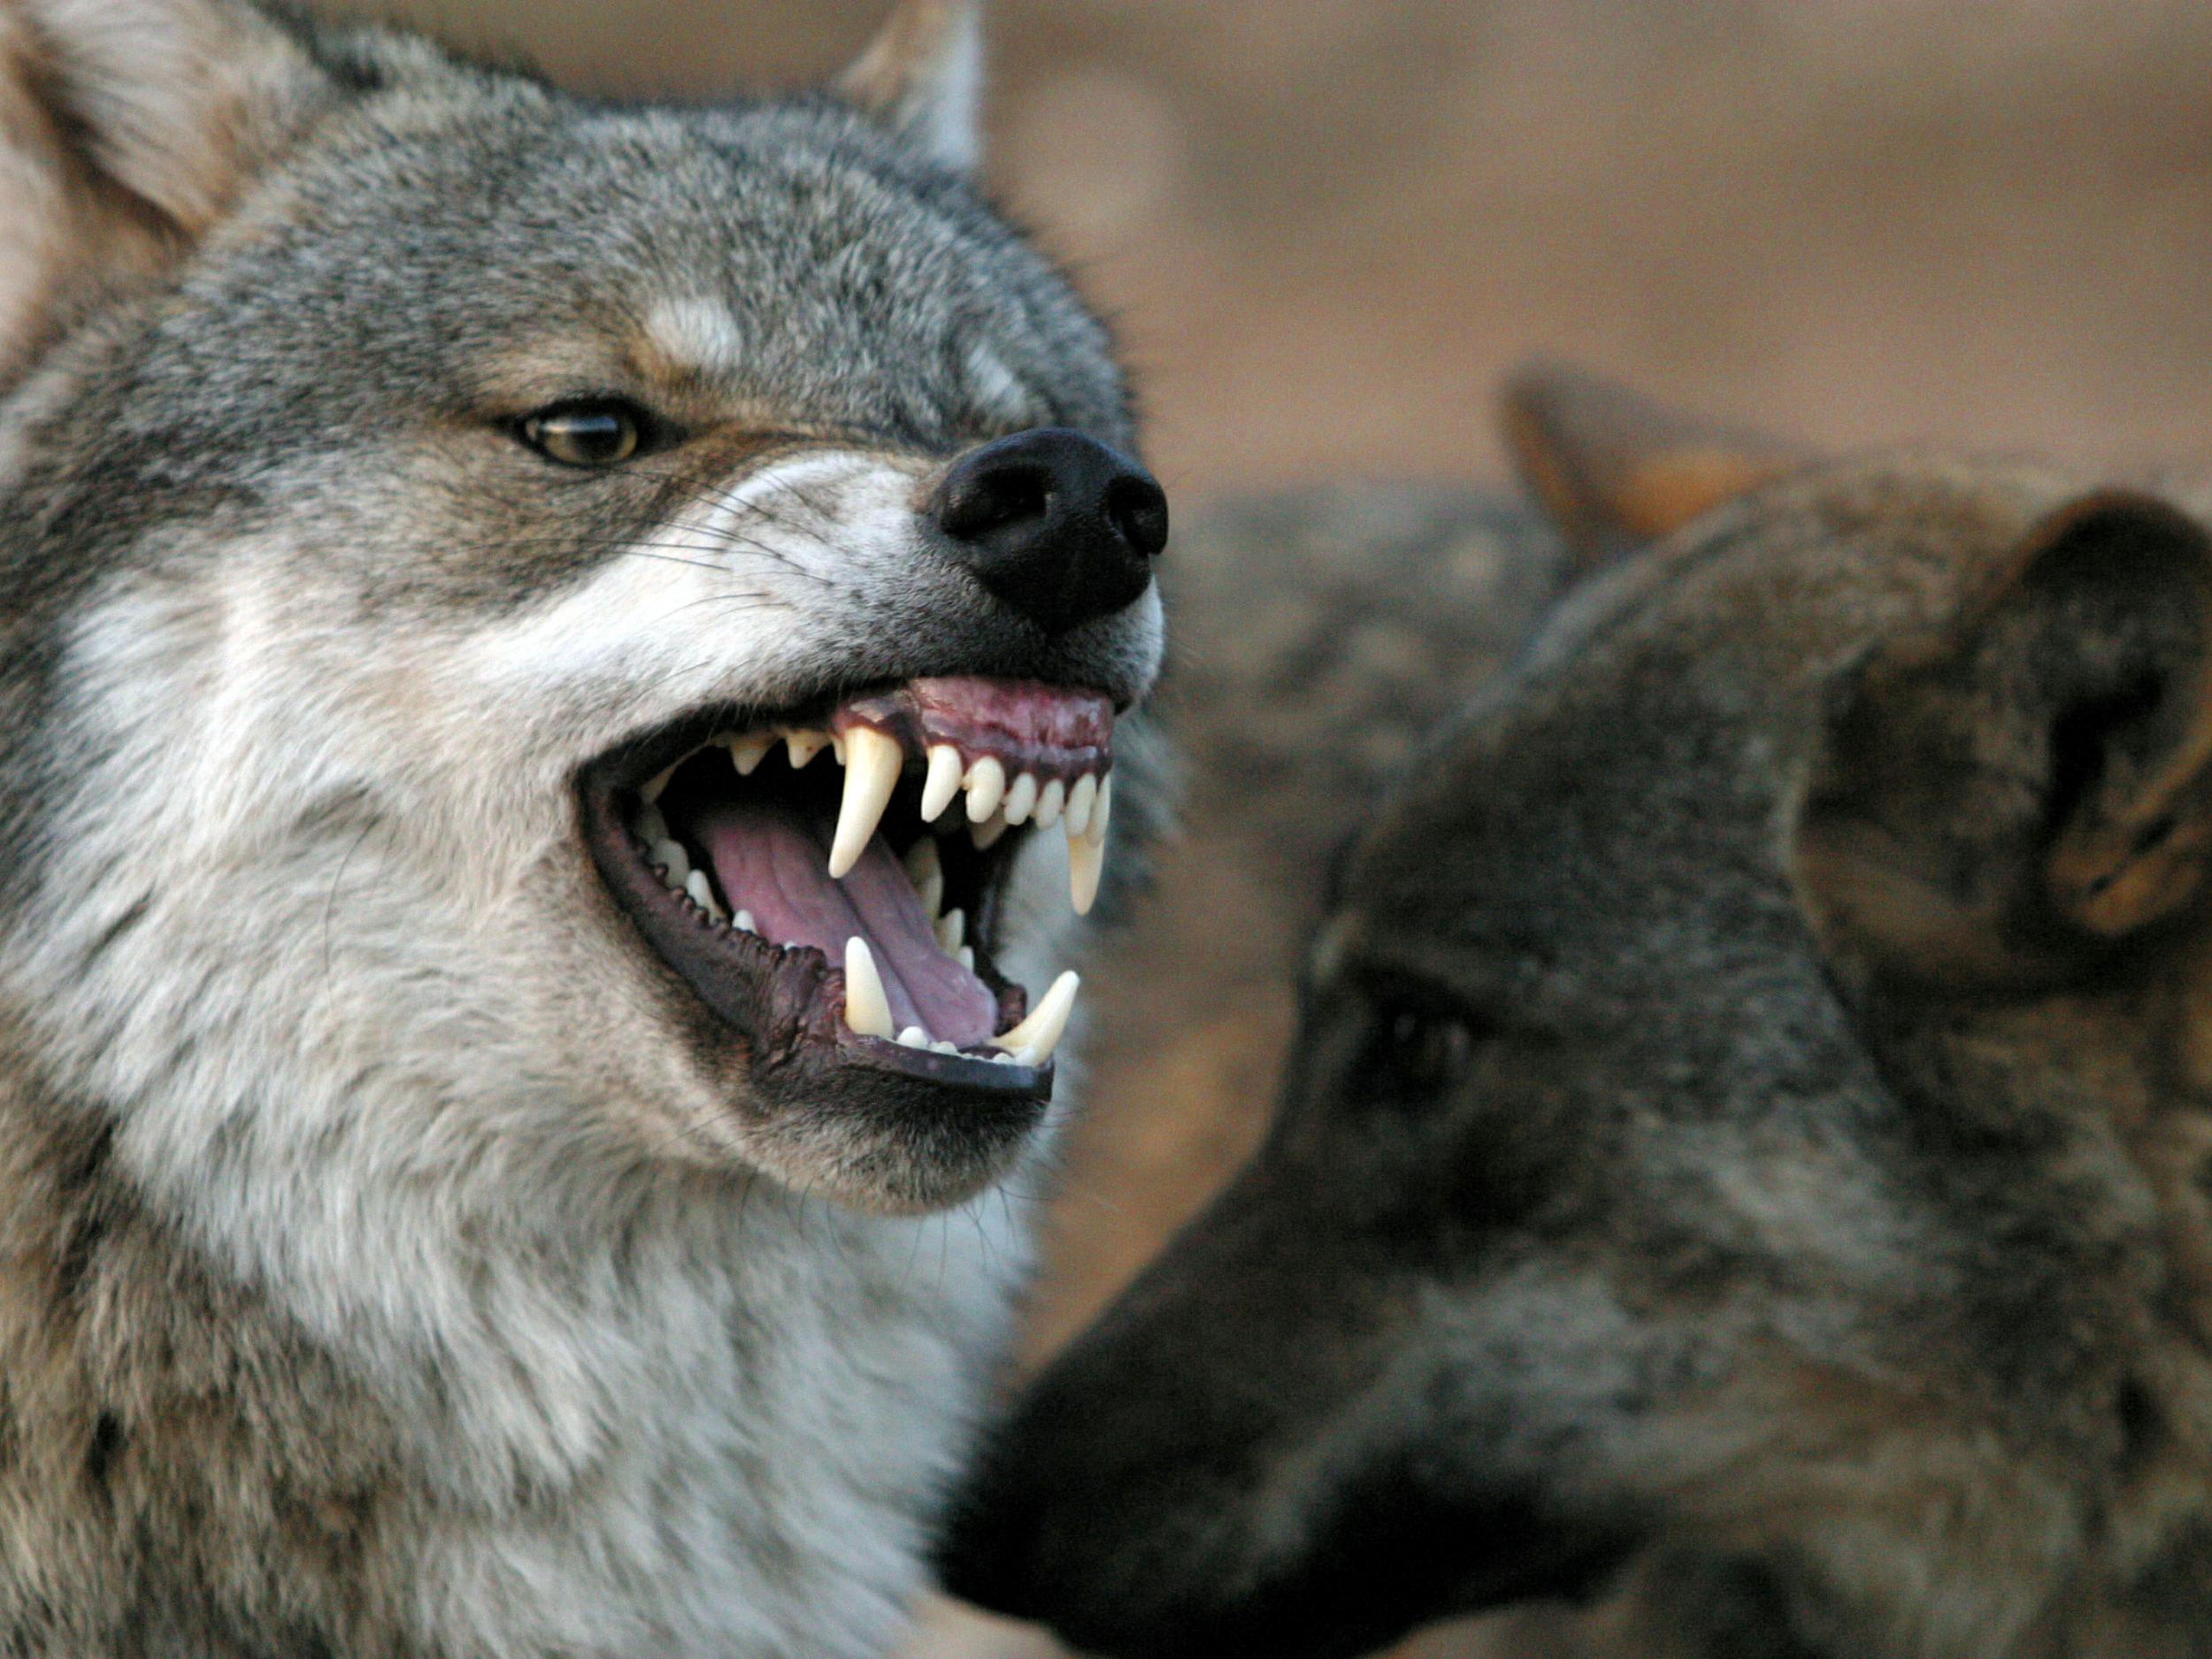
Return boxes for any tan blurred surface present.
[331,3,2212,1653]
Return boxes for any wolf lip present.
[581,676,1110,1095]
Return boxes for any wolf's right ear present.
[0,0,328,363]
[1797,492,2212,990]
[834,0,984,173]
[1502,363,1807,574]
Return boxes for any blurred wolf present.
[946,371,2212,1659]
[0,1,1170,1655]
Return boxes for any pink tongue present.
[690,799,1000,1048]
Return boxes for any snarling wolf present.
[944,370,2212,1659]
[0,0,1167,1653]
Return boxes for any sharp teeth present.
[965,757,1007,822]
[1003,772,1040,826]
[1034,778,1066,829]
[684,869,723,918]
[829,726,903,879]
[642,764,677,804]
[651,839,692,887]
[956,946,974,972]
[936,908,965,953]
[733,910,757,933]
[1065,772,1098,838]
[931,1040,960,1056]
[897,1025,929,1049]
[972,814,1009,850]
[1085,774,1112,848]
[903,838,945,915]
[731,733,773,775]
[921,744,964,821]
[842,937,895,1039]
[1069,830,1104,915]
[786,730,830,769]
[991,970,1079,1063]
[635,803,671,845]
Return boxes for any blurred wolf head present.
[946,373,2212,1659]
[0,1,1167,1653]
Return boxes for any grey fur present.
[0,1,1164,1655]
[946,389,2212,1659]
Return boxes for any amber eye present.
[517,401,648,468]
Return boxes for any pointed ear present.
[1795,492,2212,989]
[833,0,984,173]
[1502,363,1808,573]
[0,0,327,366]
[17,0,327,231]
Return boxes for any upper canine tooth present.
[731,733,773,776]
[965,757,1007,823]
[1003,772,1040,826]
[1034,779,1066,829]
[920,744,964,821]
[991,970,1079,1064]
[1069,830,1104,916]
[1065,772,1098,839]
[829,726,903,879]
[843,937,895,1039]
[786,730,830,769]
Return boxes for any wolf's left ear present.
[1797,492,2212,988]
[14,0,330,234]
[1502,363,1808,574]
[834,0,985,173]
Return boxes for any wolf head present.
[945,373,2212,1657]
[0,0,1164,1252]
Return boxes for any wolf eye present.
[1365,995,1485,1103]
[517,400,649,468]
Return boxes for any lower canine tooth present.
[921,745,964,821]
[843,937,895,1039]
[829,726,902,879]
[733,910,757,933]
[935,908,965,953]
[651,840,691,887]
[956,945,975,972]
[991,970,1079,1064]
[1069,830,1104,916]
[1085,774,1112,848]
[1065,773,1098,839]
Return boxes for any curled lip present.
[577,677,1116,1101]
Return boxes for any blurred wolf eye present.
[517,400,649,468]
[1367,996,1483,1102]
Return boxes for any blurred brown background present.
[331,0,2212,1651]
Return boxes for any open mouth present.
[580,676,1113,1100]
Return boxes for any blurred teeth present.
[921,745,964,821]
[964,757,1007,822]
[785,730,830,769]
[1065,773,1098,839]
[935,908,965,954]
[1034,779,1066,829]
[1003,772,1040,826]
[730,733,773,775]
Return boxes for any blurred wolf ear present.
[834,0,984,173]
[0,0,328,365]
[1797,492,2212,988]
[1502,363,1806,572]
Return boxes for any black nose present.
[930,427,1167,634]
